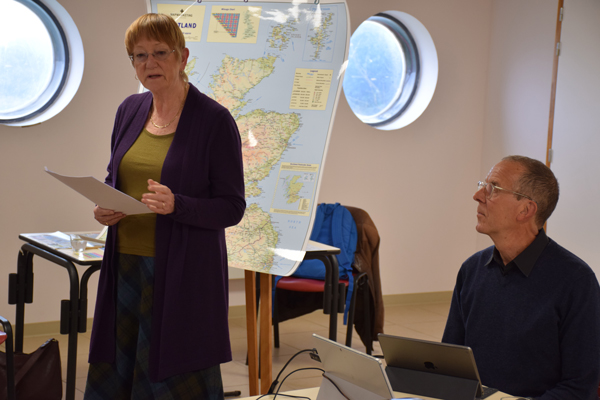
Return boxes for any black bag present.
[0,338,62,400]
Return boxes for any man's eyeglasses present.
[129,49,175,64]
[477,181,535,202]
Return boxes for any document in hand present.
[45,167,151,215]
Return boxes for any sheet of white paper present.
[78,234,106,245]
[45,167,152,215]
[306,240,340,252]
[52,231,71,241]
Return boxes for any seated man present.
[442,155,600,399]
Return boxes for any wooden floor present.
[10,299,451,399]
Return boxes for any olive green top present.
[117,128,175,257]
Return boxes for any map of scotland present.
[153,0,348,275]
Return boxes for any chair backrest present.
[293,203,357,280]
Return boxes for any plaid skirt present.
[84,254,224,400]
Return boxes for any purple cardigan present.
[88,84,246,381]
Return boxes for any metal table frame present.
[9,236,340,398]
[9,236,102,400]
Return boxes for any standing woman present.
[84,13,245,400]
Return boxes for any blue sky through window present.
[343,20,406,122]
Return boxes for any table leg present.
[244,270,259,396]
[79,265,101,333]
[61,262,80,400]
[323,255,339,341]
[259,273,273,394]
[65,301,79,400]
[11,249,34,352]
[16,244,81,400]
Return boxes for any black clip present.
[310,349,321,362]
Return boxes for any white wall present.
[318,0,493,295]
[477,0,557,251]
[0,0,146,323]
[0,0,560,324]
[547,0,600,276]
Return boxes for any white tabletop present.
[237,386,515,400]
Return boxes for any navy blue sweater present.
[443,235,600,399]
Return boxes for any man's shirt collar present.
[485,229,549,277]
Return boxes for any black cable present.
[321,373,350,400]
[277,367,325,392]
[255,394,311,400]
[269,367,325,399]
[267,348,317,394]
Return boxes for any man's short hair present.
[503,155,559,228]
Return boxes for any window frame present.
[342,10,438,131]
[0,0,84,127]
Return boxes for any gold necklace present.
[150,85,188,129]
[150,111,179,129]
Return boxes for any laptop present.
[378,334,499,400]
[312,334,396,400]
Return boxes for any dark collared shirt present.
[443,229,600,399]
[486,229,550,276]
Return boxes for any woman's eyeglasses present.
[129,49,175,64]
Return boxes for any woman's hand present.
[141,179,175,215]
[94,205,126,226]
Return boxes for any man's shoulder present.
[539,238,595,277]
[462,245,495,269]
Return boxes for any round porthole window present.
[0,0,84,127]
[343,11,438,130]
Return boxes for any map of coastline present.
[307,12,335,61]
[268,19,299,52]
[214,53,302,271]
[284,175,303,204]
[153,1,347,275]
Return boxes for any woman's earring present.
[135,74,139,81]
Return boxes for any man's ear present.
[517,200,538,223]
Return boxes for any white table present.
[237,386,517,400]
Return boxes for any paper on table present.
[26,231,98,249]
[79,226,108,245]
[45,167,151,215]
[78,234,106,245]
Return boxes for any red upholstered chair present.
[0,315,16,400]
[274,271,371,353]
[273,206,382,355]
